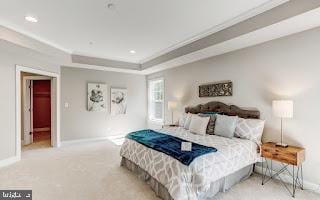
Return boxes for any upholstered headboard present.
[185,101,260,119]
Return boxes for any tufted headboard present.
[185,101,260,119]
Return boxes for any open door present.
[23,79,33,145]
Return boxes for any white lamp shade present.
[272,100,293,118]
[168,101,177,110]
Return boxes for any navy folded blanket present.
[126,129,217,166]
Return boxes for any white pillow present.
[235,118,265,144]
[214,114,238,138]
[183,113,193,129]
[178,113,187,127]
[189,114,210,136]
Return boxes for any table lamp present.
[272,100,293,148]
[168,101,177,125]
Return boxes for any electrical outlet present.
[64,102,69,108]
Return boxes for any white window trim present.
[148,77,165,124]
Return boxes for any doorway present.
[22,76,52,150]
[16,65,60,160]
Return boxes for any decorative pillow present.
[189,114,210,136]
[183,113,193,129]
[198,113,218,135]
[214,114,238,138]
[178,113,187,127]
[235,118,265,144]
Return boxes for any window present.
[148,78,164,123]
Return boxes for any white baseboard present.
[255,165,320,194]
[0,156,20,168]
[61,136,109,146]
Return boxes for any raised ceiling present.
[0,0,277,63]
[2,0,320,74]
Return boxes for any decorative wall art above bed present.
[87,83,107,112]
[199,81,232,97]
[111,88,127,115]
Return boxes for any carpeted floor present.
[0,139,319,200]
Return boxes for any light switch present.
[64,102,69,108]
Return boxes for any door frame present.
[22,76,53,146]
[16,65,60,160]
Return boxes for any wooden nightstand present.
[261,142,305,197]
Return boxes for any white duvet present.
[120,127,260,200]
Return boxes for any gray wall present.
[148,27,320,185]
[0,40,61,160]
[0,38,147,160]
[60,67,147,141]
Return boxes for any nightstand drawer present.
[261,148,297,165]
[261,142,305,166]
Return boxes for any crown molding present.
[0,23,71,54]
[141,0,320,70]
[0,25,71,63]
[64,63,143,75]
[138,0,288,63]
[71,54,141,70]
[72,51,139,64]
[141,6,320,75]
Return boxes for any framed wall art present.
[111,88,127,115]
[199,81,232,97]
[87,83,107,112]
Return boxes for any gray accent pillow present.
[235,117,265,144]
[214,114,238,138]
[198,113,217,135]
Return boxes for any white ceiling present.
[0,0,276,63]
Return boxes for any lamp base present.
[275,142,288,148]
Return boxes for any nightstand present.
[261,142,305,197]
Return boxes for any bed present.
[120,101,262,200]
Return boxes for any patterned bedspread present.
[120,127,260,200]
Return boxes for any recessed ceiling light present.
[130,50,136,54]
[107,3,116,10]
[25,15,38,23]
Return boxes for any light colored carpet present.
[0,140,319,200]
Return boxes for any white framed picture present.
[87,83,107,112]
[111,88,127,115]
